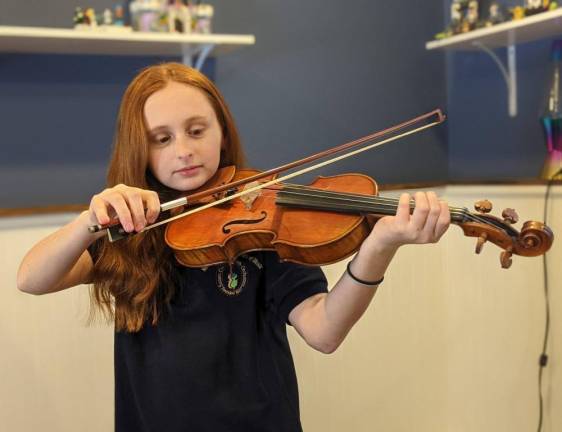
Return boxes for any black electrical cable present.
[537,168,561,432]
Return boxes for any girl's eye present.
[155,135,170,145]
[189,128,204,137]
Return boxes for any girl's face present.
[144,81,223,192]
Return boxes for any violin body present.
[165,169,380,267]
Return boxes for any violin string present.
[132,119,444,234]
[279,184,493,224]
[273,187,466,221]
[275,183,470,214]
[276,184,469,215]
[262,192,472,226]
[274,184,511,234]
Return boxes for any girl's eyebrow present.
[148,115,209,134]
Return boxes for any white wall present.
[1,185,560,432]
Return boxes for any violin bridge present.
[240,181,261,210]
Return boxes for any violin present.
[164,166,553,269]
[89,109,554,269]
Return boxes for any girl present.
[17,63,450,431]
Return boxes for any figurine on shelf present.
[434,0,470,40]
[73,6,99,30]
[98,6,132,32]
[103,8,113,26]
[72,2,133,32]
[73,7,87,27]
[525,0,550,15]
[193,3,214,34]
[167,0,192,33]
[129,0,167,32]
[465,0,480,31]
[85,8,98,28]
[485,1,506,26]
[450,0,463,34]
[113,3,126,26]
[511,5,526,20]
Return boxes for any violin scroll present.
[458,199,554,268]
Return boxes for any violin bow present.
[90,109,445,240]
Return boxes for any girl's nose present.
[174,135,193,159]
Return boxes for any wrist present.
[359,235,400,258]
[346,259,384,287]
[75,211,105,241]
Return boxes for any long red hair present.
[91,63,245,332]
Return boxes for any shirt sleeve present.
[87,238,103,264]
[262,252,328,325]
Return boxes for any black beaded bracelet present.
[346,260,384,286]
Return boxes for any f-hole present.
[222,211,268,234]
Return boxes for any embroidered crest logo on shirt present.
[216,262,247,296]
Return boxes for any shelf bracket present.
[181,43,215,71]
[472,40,517,117]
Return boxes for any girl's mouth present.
[174,165,201,177]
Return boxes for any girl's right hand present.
[88,184,161,233]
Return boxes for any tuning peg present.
[475,233,488,254]
[502,208,519,224]
[475,199,493,214]
[500,248,513,269]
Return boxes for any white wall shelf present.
[0,25,255,70]
[426,8,562,117]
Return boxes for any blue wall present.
[1,1,447,207]
[445,0,558,180]
[447,39,555,180]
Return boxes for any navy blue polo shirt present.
[91,247,327,432]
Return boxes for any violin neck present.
[275,185,468,223]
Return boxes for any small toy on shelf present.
[435,0,483,39]
[464,0,480,31]
[167,0,192,33]
[510,5,526,20]
[73,6,97,30]
[485,1,506,26]
[193,3,214,34]
[85,8,98,28]
[129,0,167,32]
[73,7,87,26]
[450,0,464,34]
[73,3,132,32]
[113,3,126,26]
[103,8,113,26]
[525,0,550,15]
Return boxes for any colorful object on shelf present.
[193,3,214,34]
[84,8,97,28]
[73,0,214,34]
[103,8,113,26]
[129,0,166,32]
[450,0,464,34]
[464,0,480,32]
[73,7,86,26]
[485,1,506,26]
[525,0,551,15]
[435,0,482,39]
[435,1,561,40]
[510,5,526,19]
[73,3,132,32]
[540,39,562,179]
[167,0,192,33]
[113,3,126,26]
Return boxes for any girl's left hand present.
[365,191,450,251]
